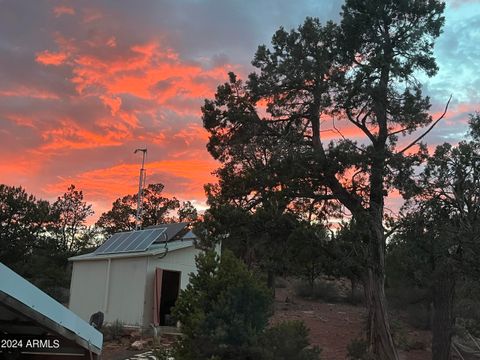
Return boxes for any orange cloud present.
[38,119,125,151]
[100,95,122,115]
[35,50,68,66]
[37,39,235,115]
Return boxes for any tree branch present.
[346,109,376,143]
[397,95,452,154]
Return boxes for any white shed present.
[68,223,204,328]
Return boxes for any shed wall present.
[69,260,108,323]
[105,257,147,326]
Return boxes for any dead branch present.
[397,95,452,154]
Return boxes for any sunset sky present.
[0,0,479,221]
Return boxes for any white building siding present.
[105,257,147,326]
[69,260,108,323]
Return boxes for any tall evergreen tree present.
[391,114,480,359]
[50,184,95,254]
[202,2,446,358]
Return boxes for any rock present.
[130,330,142,340]
[131,340,148,351]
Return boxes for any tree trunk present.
[431,276,455,360]
[364,218,399,360]
[267,270,276,298]
[365,269,398,360]
[350,277,356,303]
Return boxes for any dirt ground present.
[273,286,431,360]
[102,286,432,360]
[102,341,145,360]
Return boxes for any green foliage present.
[347,338,373,360]
[258,321,321,360]
[287,224,329,289]
[96,183,197,236]
[0,184,95,300]
[201,1,446,357]
[152,345,175,360]
[172,250,272,360]
[329,220,368,287]
[455,279,480,337]
[102,320,125,341]
[390,319,419,351]
[0,184,51,275]
[387,117,480,358]
[294,280,340,303]
[197,197,303,282]
[274,277,288,289]
[50,184,95,254]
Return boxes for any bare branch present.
[346,109,376,143]
[332,117,367,154]
[397,95,452,154]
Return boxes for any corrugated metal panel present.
[0,263,103,352]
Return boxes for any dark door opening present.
[158,270,181,326]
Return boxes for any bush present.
[385,286,428,310]
[346,338,373,360]
[294,280,340,303]
[275,277,288,288]
[152,345,175,360]
[259,321,321,360]
[172,250,273,360]
[405,304,430,330]
[102,320,125,341]
[347,286,365,305]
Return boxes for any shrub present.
[346,338,373,360]
[275,277,288,288]
[390,319,412,350]
[385,286,428,310]
[259,321,321,360]
[102,320,125,341]
[172,250,272,360]
[294,280,340,303]
[152,345,175,360]
[347,286,365,305]
[405,304,430,330]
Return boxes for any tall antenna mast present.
[134,147,147,230]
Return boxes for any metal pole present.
[135,148,147,230]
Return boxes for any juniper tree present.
[202,1,446,358]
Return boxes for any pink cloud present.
[53,5,75,17]
[35,50,68,66]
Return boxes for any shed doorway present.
[153,268,181,326]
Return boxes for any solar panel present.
[94,227,167,255]
[132,229,166,251]
[117,231,144,252]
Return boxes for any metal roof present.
[0,263,103,355]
